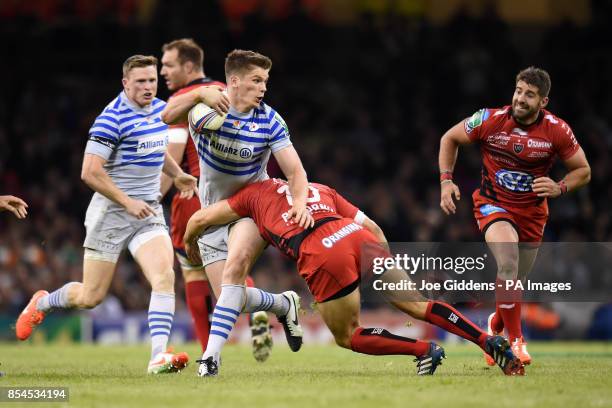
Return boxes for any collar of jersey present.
[120,91,154,114]
[228,105,253,120]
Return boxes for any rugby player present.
[16,55,197,374]
[159,38,273,361]
[162,50,314,375]
[438,67,591,365]
[184,178,524,377]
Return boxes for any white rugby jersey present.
[86,91,168,201]
[188,102,292,206]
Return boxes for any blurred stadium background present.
[1,0,611,345]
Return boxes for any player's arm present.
[162,151,198,199]
[439,121,473,215]
[362,216,390,252]
[274,146,314,228]
[334,190,390,251]
[0,195,28,219]
[532,148,591,198]
[160,141,187,197]
[161,86,229,125]
[81,153,156,219]
[184,200,240,264]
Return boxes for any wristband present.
[440,171,453,182]
[558,180,568,195]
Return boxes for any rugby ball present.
[190,102,228,131]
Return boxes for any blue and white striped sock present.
[36,282,78,312]
[148,292,175,359]
[203,284,245,363]
[243,287,289,316]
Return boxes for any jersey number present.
[277,184,320,205]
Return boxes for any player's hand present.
[532,177,561,198]
[125,198,156,219]
[199,86,230,115]
[174,172,199,199]
[184,218,203,264]
[440,181,461,215]
[0,195,28,219]
[289,200,315,228]
[184,236,202,265]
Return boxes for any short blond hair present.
[122,55,158,77]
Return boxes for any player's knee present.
[224,254,251,282]
[333,332,352,349]
[332,323,358,349]
[150,269,175,292]
[182,268,206,283]
[497,258,519,279]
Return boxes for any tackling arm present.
[362,216,390,252]
[161,86,229,125]
[184,200,240,263]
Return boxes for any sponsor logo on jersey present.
[486,132,510,146]
[464,109,490,134]
[495,169,534,192]
[527,151,551,158]
[239,147,252,159]
[321,223,363,248]
[490,154,517,167]
[249,122,259,132]
[511,127,528,137]
[479,204,508,216]
[232,120,242,129]
[527,139,552,149]
[275,113,290,138]
[209,138,253,159]
[513,143,524,154]
[137,135,167,153]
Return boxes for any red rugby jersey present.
[464,106,580,207]
[168,78,226,177]
[227,179,360,259]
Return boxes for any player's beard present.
[512,103,538,125]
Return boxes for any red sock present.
[350,327,430,356]
[425,301,488,349]
[495,278,523,341]
[491,304,504,333]
[245,276,254,323]
[185,280,212,352]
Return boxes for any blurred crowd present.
[1,1,611,314]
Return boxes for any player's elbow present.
[364,219,386,243]
[80,165,102,188]
[80,167,94,186]
[583,165,592,185]
[440,131,458,148]
[160,107,174,125]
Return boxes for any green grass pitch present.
[0,342,611,408]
